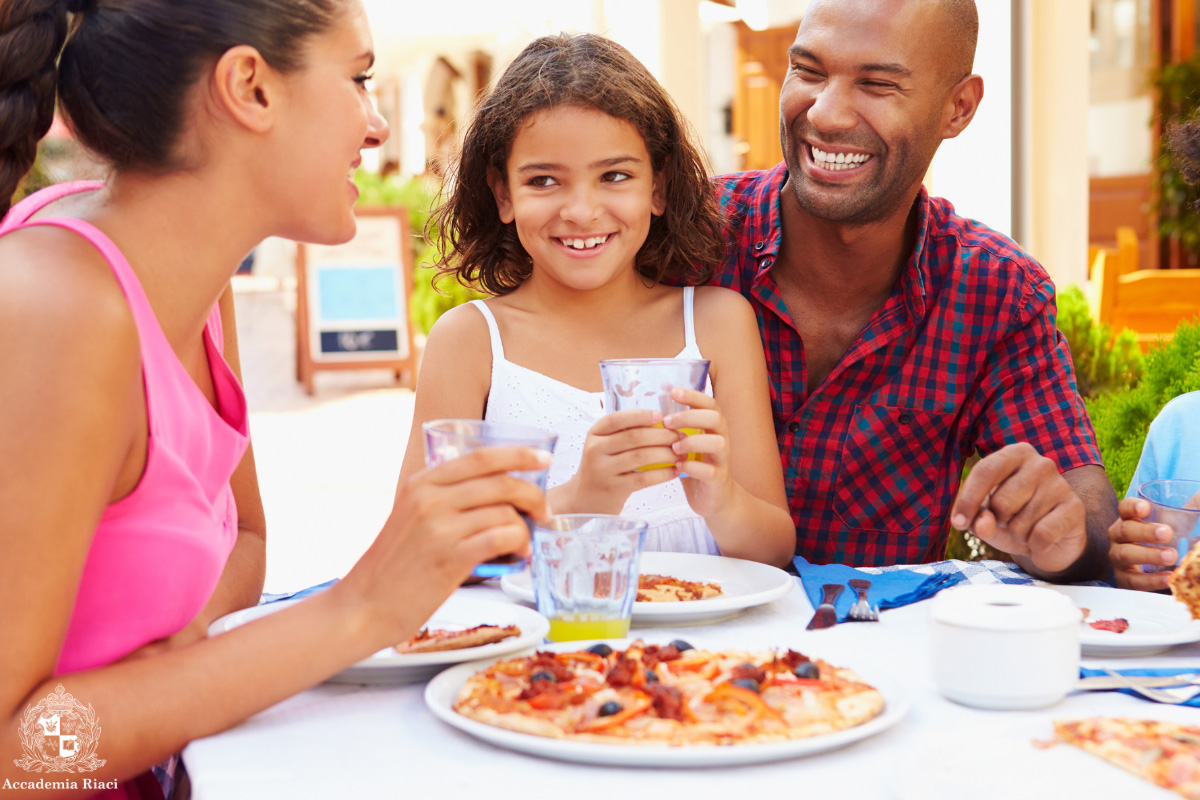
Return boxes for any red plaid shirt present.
[713,164,1102,566]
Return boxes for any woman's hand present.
[551,410,679,514]
[663,387,736,519]
[339,446,550,649]
[1108,497,1177,591]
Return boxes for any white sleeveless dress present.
[470,286,720,555]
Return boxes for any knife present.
[806,584,845,630]
[1076,673,1200,691]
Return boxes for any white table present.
[183,579,1200,800]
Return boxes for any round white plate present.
[208,593,549,684]
[424,638,908,767]
[499,551,794,626]
[1044,584,1200,657]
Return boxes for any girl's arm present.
[396,302,494,484]
[0,234,547,796]
[671,286,795,567]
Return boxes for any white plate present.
[893,716,1193,800]
[1043,584,1200,657]
[499,551,794,626]
[425,638,909,767]
[208,593,550,684]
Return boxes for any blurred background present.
[14,0,1200,586]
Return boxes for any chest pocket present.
[835,405,957,533]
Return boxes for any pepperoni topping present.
[779,650,810,669]
[1087,618,1130,634]
[648,684,686,722]
[731,662,767,685]
[529,653,575,682]
[606,655,638,687]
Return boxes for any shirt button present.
[787,421,801,434]
[754,241,765,251]
[898,412,913,425]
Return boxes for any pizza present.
[395,624,520,654]
[636,574,723,602]
[1051,719,1200,798]
[1169,540,1200,620]
[452,640,885,745]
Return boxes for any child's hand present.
[663,388,736,520]
[1108,497,1177,591]
[553,410,680,514]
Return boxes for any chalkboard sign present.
[294,208,418,394]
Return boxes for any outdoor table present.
[182,569,1200,799]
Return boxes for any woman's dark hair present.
[0,0,345,217]
[1169,116,1200,199]
[433,33,726,295]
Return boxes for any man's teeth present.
[811,146,871,170]
[561,235,610,250]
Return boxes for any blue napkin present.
[258,578,338,606]
[793,557,964,621]
[1079,667,1200,708]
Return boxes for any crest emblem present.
[14,684,106,773]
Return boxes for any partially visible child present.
[1108,391,1200,590]
[398,34,794,567]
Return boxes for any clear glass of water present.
[423,419,557,578]
[1137,479,1200,573]
[530,514,648,641]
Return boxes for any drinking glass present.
[530,514,648,641]
[598,358,711,471]
[423,419,557,578]
[1137,479,1200,573]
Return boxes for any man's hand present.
[1108,497,1177,591]
[951,443,1104,579]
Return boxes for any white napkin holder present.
[929,584,1081,710]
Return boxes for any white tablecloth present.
[183,579,1200,800]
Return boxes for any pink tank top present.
[1,182,250,675]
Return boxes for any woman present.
[0,2,546,797]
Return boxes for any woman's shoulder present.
[0,225,136,342]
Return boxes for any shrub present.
[1055,285,1143,398]
[1085,317,1200,496]
[354,171,484,336]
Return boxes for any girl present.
[0,2,546,797]
[399,34,794,567]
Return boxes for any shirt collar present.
[753,165,933,322]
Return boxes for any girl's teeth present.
[563,235,608,249]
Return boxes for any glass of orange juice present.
[598,358,711,472]
[531,514,648,642]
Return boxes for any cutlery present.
[1077,672,1200,691]
[846,578,880,622]
[1101,669,1200,704]
[806,584,844,630]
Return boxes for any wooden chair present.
[1091,226,1200,349]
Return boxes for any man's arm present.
[952,452,1114,582]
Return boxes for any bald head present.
[936,0,979,85]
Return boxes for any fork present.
[846,578,880,622]
[1102,669,1200,704]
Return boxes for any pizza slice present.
[1053,718,1200,798]
[394,624,521,654]
[1169,540,1200,620]
[635,573,722,602]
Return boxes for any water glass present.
[530,514,648,641]
[423,419,557,578]
[598,358,711,471]
[1137,479,1200,573]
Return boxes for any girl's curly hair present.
[432,33,726,296]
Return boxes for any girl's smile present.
[489,104,664,293]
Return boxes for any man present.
[712,0,1116,581]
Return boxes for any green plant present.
[1055,284,1143,398]
[1086,316,1200,496]
[1153,56,1200,264]
[354,171,485,335]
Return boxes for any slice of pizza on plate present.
[1052,718,1200,798]
[395,624,521,654]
